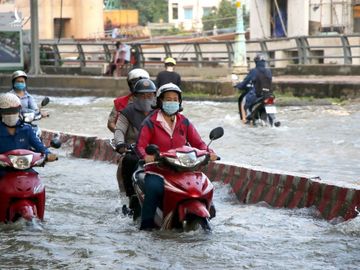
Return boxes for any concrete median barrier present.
[42,129,360,222]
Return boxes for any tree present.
[120,0,168,25]
[202,0,249,32]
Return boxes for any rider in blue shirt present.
[0,93,56,177]
[9,70,48,117]
[234,53,272,124]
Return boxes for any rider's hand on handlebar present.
[144,154,155,163]
[41,111,49,117]
[115,143,127,154]
[209,153,218,161]
[46,153,58,162]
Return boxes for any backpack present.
[254,69,272,97]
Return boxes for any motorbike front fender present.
[178,200,210,222]
[9,200,37,222]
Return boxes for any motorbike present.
[132,127,224,232]
[238,85,281,127]
[0,139,61,223]
[22,96,50,138]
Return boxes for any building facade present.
[0,0,104,39]
[168,0,224,31]
[250,0,360,39]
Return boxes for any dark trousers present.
[121,152,139,197]
[141,174,164,223]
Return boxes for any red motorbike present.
[133,127,224,231]
[0,135,61,223]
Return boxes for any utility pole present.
[233,0,247,76]
[28,0,41,75]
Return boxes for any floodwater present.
[40,96,360,187]
[1,96,359,269]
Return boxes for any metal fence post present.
[226,41,234,68]
[53,44,61,67]
[194,43,203,68]
[77,43,86,67]
[340,35,352,64]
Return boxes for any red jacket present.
[114,94,132,112]
[136,110,209,159]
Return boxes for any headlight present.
[9,154,33,170]
[165,151,207,168]
[0,160,9,167]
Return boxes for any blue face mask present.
[162,101,179,115]
[14,82,26,91]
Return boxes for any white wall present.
[168,0,221,31]
[250,0,271,39]
[288,0,309,36]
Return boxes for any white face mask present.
[2,114,20,127]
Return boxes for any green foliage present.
[120,0,168,25]
[202,0,249,32]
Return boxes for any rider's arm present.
[234,69,257,90]
[107,106,118,133]
[27,125,50,155]
[135,121,153,159]
[21,95,39,114]
[114,113,129,145]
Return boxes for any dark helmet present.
[11,70,27,84]
[254,53,266,63]
[155,83,183,111]
[133,79,156,94]
[127,68,150,92]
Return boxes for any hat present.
[164,57,176,65]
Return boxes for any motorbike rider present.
[155,57,181,87]
[234,53,272,124]
[136,83,218,230]
[113,78,156,211]
[9,70,49,117]
[107,68,150,133]
[0,93,57,177]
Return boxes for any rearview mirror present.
[41,97,50,107]
[50,134,61,149]
[209,127,224,141]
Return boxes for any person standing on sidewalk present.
[155,57,181,87]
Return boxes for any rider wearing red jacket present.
[136,83,217,230]
[107,68,150,132]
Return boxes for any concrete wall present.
[1,0,104,39]
[1,72,360,99]
[41,129,360,222]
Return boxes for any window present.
[184,7,193,20]
[172,3,178,20]
[203,7,212,17]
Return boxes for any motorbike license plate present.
[265,105,277,114]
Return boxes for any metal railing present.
[37,34,360,70]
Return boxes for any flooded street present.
[1,157,359,269]
[1,96,359,269]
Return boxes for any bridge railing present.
[37,34,360,70]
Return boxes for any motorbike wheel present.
[182,214,212,232]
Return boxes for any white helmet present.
[0,93,21,114]
[127,68,150,92]
[11,70,28,82]
[155,83,183,112]
[156,83,181,98]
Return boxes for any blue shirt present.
[235,61,272,90]
[9,89,39,114]
[0,122,50,155]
